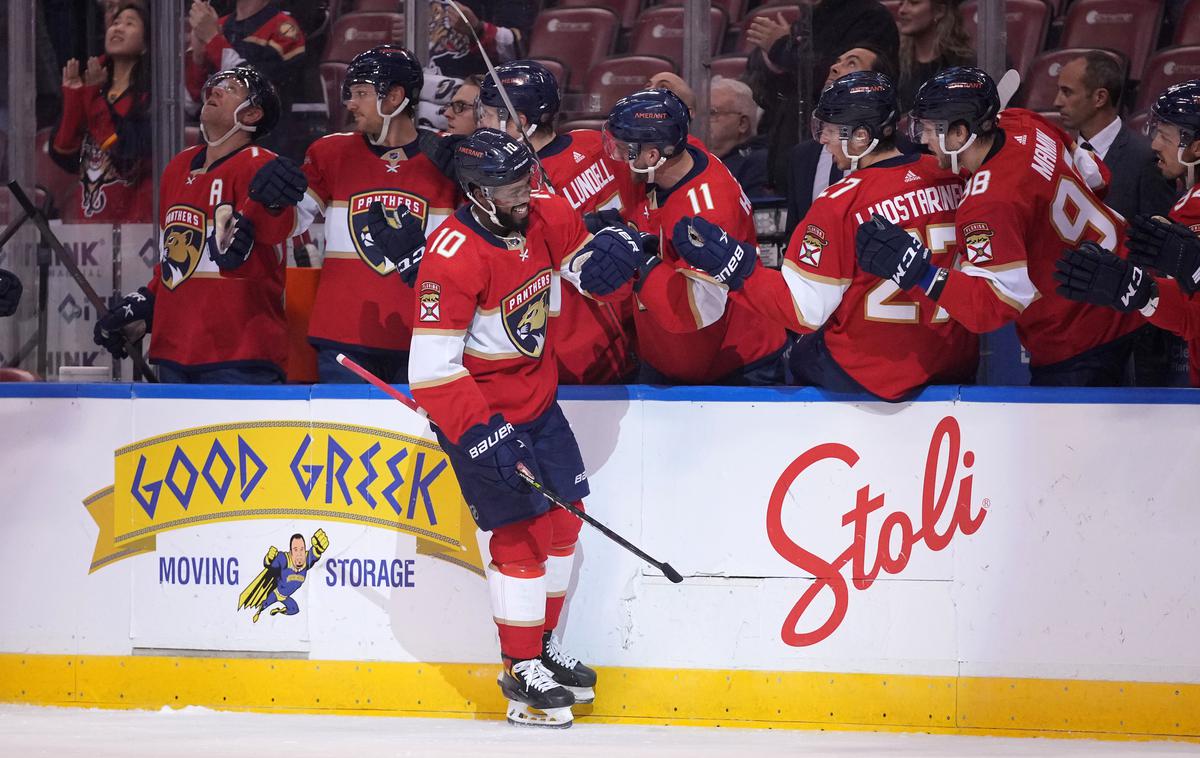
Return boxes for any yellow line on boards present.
[0,654,1196,742]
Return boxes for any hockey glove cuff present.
[457,414,538,493]
[248,156,308,210]
[1127,214,1200,294]
[1054,241,1158,312]
[672,215,758,290]
[856,213,932,290]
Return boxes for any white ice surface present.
[1,705,1198,758]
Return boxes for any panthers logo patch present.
[348,190,428,275]
[502,271,552,359]
[797,225,828,267]
[160,205,206,290]
[962,222,994,264]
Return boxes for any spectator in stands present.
[744,0,898,192]
[185,1,306,127]
[896,0,974,110]
[1055,52,1179,222]
[646,72,697,118]
[709,77,770,197]
[443,75,481,136]
[51,1,152,223]
[1055,51,1185,386]
[421,1,539,131]
[781,44,897,236]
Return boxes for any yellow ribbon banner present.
[84,421,482,575]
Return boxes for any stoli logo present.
[766,416,986,647]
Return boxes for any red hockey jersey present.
[537,130,637,384]
[148,144,298,371]
[735,154,978,399]
[929,108,1141,366]
[1145,185,1200,386]
[409,195,592,443]
[303,132,459,353]
[626,145,787,383]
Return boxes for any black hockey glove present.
[206,207,256,270]
[420,131,465,180]
[582,208,627,234]
[0,268,23,317]
[856,214,932,291]
[672,215,757,290]
[1054,241,1158,312]
[1127,214,1200,294]
[248,156,308,210]
[457,414,538,493]
[365,201,426,287]
[578,225,654,296]
[93,287,154,359]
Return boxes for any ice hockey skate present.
[498,658,576,728]
[540,632,597,704]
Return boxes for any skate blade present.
[565,685,595,704]
[505,701,573,729]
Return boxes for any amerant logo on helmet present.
[849,85,886,95]
[458,147,485,158]
[635,112,670,120]
[947,81,984,90]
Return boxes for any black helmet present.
[479,60,562,130]
[910,66,1000,139]
[1148,80,1200,146]
[454,128,535,194]
[602,88,691,168]
[812,71,899,143]
[342,44,424,106]
[201,64,282,138]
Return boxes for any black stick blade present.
[660,563,684,584]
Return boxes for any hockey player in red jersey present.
[1055,80,1200,386]
[93,65,305,383]
[410,129,649,727]
[673,72,977,400]
[299,46,460,383]
[579,89,789,384]
[855,67,1142,385]
[475,60,638,384]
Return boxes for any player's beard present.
[496,204,530,235]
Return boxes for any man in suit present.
[782,44,896,236]
[1055,51,1186,385]
[1054,51,1178,221]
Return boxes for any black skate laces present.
[545,637,580,669]
[513,658,560,692]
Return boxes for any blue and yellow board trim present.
[1,654,1197,742]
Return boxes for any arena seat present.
[1058,0,1164,81]
[554,0,642,29]
[575,56,674,119]
[1018,48,1125,112]
[735,5,802,55]
[1135,46,1200,112]
[711,54,748,81]
[630,6,726,70]
[528,8,620,93]
[1174,0,1200,45]
[323,12,406,62]
[659,0,746,24]
[530,58,569,94]
[962,0,1051,80]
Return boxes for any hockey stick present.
[997,69,1021,110]
[335,352,685,584]
[6,180,158,381]
[441,0,557,193]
